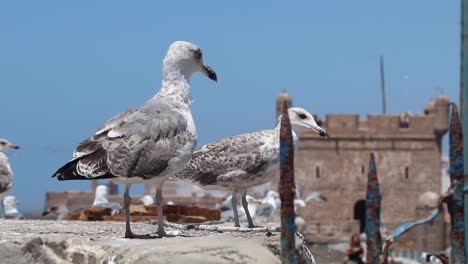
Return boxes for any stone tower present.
[424,92,450,151]
[288,92,450,251]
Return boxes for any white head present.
[140,194,155,206]
[286,107,327,137]
[0,139,20,153]
[163,41,217,82]
[93,185,109,206]
[3,195,20,214]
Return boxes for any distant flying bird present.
[3,195,23,219]
[175,107,327,228]
[52,41,217,238]
[294,187,327,208]
[92,185,123,215]
[0,139,20,217]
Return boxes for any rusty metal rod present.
[279,101,297,264]
[448,103,466,264]
[366,153,382,264]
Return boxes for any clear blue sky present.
[0,1,460,211]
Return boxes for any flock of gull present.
[0,41,327,238]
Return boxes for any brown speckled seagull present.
[174,107,327,228]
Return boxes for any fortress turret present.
[424,93,450,151]
[432,92,450,137]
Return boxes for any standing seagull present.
[174,107,327,228]
[52,41,217,238]
[0,139,20,217]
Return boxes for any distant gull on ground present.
[52,41,217,238]
[42,204,71,220]
[0,139,19,217]
[3,195,23,219]
[92,185,123,215]
[140,194,155,206]
[256,190,281,218]
[175,107,327,228]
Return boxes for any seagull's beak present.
[202,64,217,82]
[310,124,328,138]
[255,199,262,205]
[10,145,20,150]
[15,200,21,205]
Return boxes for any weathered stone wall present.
[292,113,445,250]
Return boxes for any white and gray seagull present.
[52,41,217,238]
[3,195,23,220]
[92,185,123,215]
[0,139,20,217]
[174,107,327,228]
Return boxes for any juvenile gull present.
[52,41,217,238]
[42,204,71,220]
[0,139,20,217]
[174,107,327,227]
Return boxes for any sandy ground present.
[0,219,349,264]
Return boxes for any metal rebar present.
[461,0,468,256]
[448,103,466,264]
[366,153,382,264]
[279,101,297,264]
[380,56,386,114]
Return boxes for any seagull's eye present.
[297,113,308,120]
[193,49,202,59]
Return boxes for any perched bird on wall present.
[0,139,20,217]
[256,190,281,218]
[174,107,327,228]
[52,41,217,238]
[3,195,23,219]
[92,185,123,215]
[42,204,71,220]
[140,194,155,206]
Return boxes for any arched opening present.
[315,166,320,179]
[405,166,409,179]
[354,200,366,233]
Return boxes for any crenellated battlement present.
[302,114,436,139]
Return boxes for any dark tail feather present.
[52,159,115,181]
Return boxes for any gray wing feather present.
[73,100,190,179]
[0,161,12,195]
[176,130,274,186]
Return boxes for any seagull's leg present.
[123,184,135,238]
[155,184,166,237]
[240,190,256,228]
[231,191,241,227]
